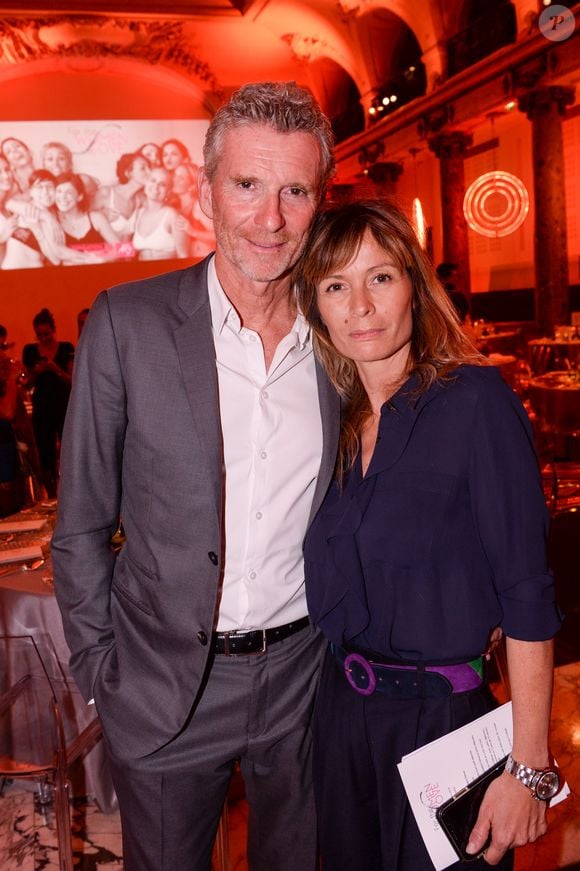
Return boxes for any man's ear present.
[198,168,213,220]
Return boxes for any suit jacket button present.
[197,630,208,646]
[208,551,218,565]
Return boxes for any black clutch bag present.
[435,756,508,862]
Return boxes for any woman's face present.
[141,144,161,166]
[128,156,151,187]
[30,178,56,210]
[0,157,12,191]
[144,168,171,202]
[43,146,70,176]
[55,181,81,213]
[316,231,413,381]
[2,139,32,168]
[162,143,185,172]
[35,323,55,346]
[172,163,195,195]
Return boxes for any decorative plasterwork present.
[281,33,331,64]
[0,16,222,94]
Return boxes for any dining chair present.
[0,634,102,871]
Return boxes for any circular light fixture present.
[382,96,390,105]
[463,171,529,238]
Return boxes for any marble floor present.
[1,658,578,871]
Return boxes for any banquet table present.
[528,338,580,375]
[0,520,117,814]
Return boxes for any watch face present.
[536,770,560,800]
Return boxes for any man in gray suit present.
[52,81,340,871]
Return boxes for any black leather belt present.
[213,616,310,656]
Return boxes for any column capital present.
[518,86,575,119]
[367,161,403,185]
[428,130,472,160]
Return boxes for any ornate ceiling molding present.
[281,33,331,64]
[0,16,222,94]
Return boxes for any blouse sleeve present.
[469,373,562,641]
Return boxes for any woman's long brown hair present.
[295,199,485,479]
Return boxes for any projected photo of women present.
[0,119,214,271]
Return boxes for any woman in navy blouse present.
[296,200,562,871]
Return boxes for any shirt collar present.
[207,254,311,350]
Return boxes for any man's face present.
[199,124,322,286]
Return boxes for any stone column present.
[518,86,575,334]
[359,88,380,128]
[367,161,403,201]
[428,131,473,297]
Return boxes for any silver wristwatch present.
[505,753,560,801]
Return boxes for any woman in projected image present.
[22,308,74,498]
[3,170,102,268]
[138,142,162,168]
[0,156,19,268]
[54,172,119,263]
[1,169,63,270]
[0,137,35,193]
[132,166,188,261]
[171,161,214,258]
[92,151,150,241]
[41,141,100,203]
[160,138,190,174]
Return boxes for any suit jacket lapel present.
[308,359,341,526]
[174,260,223,502]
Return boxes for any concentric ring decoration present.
[463,171,529,238]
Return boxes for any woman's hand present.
[465,770,548,864]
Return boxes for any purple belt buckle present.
[344,652,376,696]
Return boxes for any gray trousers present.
[106,623,325,871]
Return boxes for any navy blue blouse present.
[304,365,562,663]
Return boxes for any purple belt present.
[333,646,484,699]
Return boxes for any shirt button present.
[208,551,218,565]
[255,511,262,519]
[261,390,268,400]
[260,450,267,459]
[197,630,208,646]
[249,571,257,580]
[249,334,257,342]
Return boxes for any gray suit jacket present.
[52,256,340,760]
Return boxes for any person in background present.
[4,169,99,268]
[171,161,215,258]
[0,324,44,509]
[0,156,18,268]
[138,142,162,168]
[41,141,73,177]
[41,141,100,204]
[296,200,562,871]
[131,166,189,260]
[160,137,190,174]
[92,151,151,242]
[436,261,471,326]
[54,172,119,262]
[0,324,23,515]
[0,137,35,193]
[52,81,339,871]
[1,169,62,269]
[22,308,74,498]
[77,307,90,338]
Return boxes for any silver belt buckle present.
[222,628,267,656]
[247,629,267,655]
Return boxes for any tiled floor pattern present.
[1,661,578,870]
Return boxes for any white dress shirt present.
[207,257,323,631]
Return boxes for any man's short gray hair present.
[203,81,335,193]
